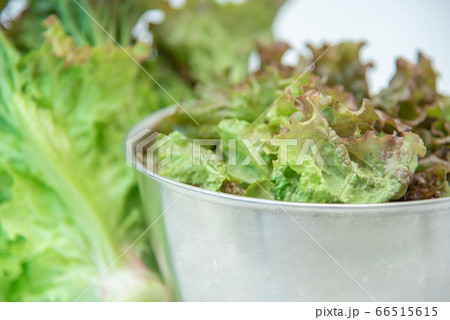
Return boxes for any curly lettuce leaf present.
[172,66,298,137]
[217,119,275,184]
[374,53,449,199]
[374,53,438,126]
[157,43,440,202]
[272,93,354,203]
[264,74,410,136]
[157,131,227,191]
[271,91,425,203]
[308,42,372,104]
[403,155,450,200]
[303,90,411,136]
[265,73,317,132]
[343,131,426,202]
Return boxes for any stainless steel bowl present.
[128,108,450,302]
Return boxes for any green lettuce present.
[308,42,373,104]
[243,179,275,200]
[271,91,425,203]
[217,119,275,184]
[403,155,450,200]
[152,0,287,85]
[6,0,287,87]
[153,42,440,203]
[157,131,227,191]
[374,53,437,125]
[4,0,166,49]
[0,18,169,301]
[169,67,298,138]
[374,53,449,200]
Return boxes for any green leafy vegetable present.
[0,17,169,301]
[5,0,165,49]
[153,42,446,204]
[6,0,286,87]
[152,0,286,85]
[374,54,437,125]
[243,179,275,200]
[374,53,450,199]
[217,119,275,184]
[308,42,373,104]
[271,91,425,203]
[157,131,227,191]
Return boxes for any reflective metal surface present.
[130,109,450,302]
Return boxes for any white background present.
[275,0,450,94]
